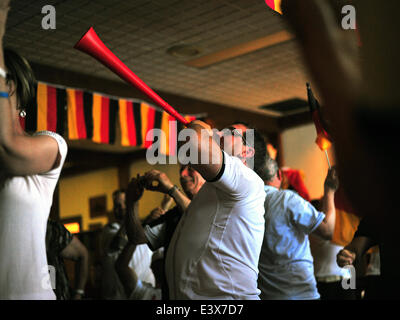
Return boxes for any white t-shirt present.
[0,131,67,300]
[165,151,266,299]
[129,280,161,300]
[366,246,381,276]
[100,222,155,299]
[310,236,351,279]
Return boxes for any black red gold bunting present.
[25,81,198,152]
[25,82,66,135]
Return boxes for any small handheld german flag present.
[307,82,333,168]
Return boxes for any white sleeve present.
[34,131,68,177]
[129,280,162,300]
[288,192,326,234]
[144,223,166,251]
[210,151,263,199]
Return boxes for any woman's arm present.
[0,3,60,176]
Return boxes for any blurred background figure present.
[310,199,358,300]
[99,189,154,299]
[282,0,400,298]
[337,217,382,300]
[257,159,338,300]
[124,165,205,299]
[115,236,164,300]
[45,219,89,300]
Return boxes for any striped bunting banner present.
[32,82,66,134]
[24,81,200,154]
[66,88,87,140]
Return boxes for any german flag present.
[119,99,142,147]
[147,109,165,156]
[307,83,332,151]
[92,94,117,144]
[265,0,282,14]
[141,102,157,149]
[67,88,87,140]
[36,82,66,134]
[159,112,178,156]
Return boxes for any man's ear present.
[277,168,283,182]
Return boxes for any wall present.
[59,168,119,231]
[280,123,335,200]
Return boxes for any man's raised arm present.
[125,176,147,245]
[183,120,223,181]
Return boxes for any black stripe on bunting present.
[153,110,163,157]
[25,82,38,132]
[153,110,163,130]
[83,91,93,139]
[109,98,118,145]
[132,102,143,146]
[56,87,66,135]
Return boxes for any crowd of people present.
[0,0,397,300]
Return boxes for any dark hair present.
[256,157,279,182]
[112,189,126,220]
[249,128,268,174]
[4,48,36,111]
[233,121,268,175]
[112,189,126,204]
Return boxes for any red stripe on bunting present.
[126,101,137,146]
[47,85,58,132]
[144,107,156,148]
[169,115,177,156]
[75,90,87,139]
[100,96,110,143]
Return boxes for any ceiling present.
[4,0,312,116]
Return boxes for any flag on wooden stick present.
[307,83,332,151]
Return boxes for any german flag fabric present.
[35,82,66,134]
[140,102,156,149]
[119,99,141,147]
[160,112,178,156]
[25,82,198,152]
[92,94,118,144]
[67,88,88,140]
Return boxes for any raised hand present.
[148,207,166,221]
[324,166,339,191]
[337,249,356,268]
[143,169,174,194]
[126,174,145,204]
